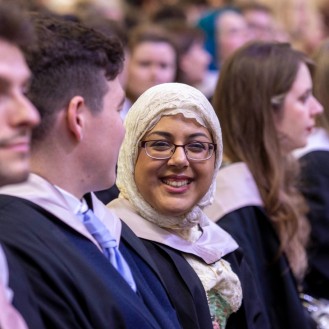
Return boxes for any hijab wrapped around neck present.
[116,83,222,230]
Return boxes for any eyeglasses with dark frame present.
[139,140,216,161]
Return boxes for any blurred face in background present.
[180,41,211,86]
[244,9,274,41]
[126,41,177,102]
[217,11,251,64]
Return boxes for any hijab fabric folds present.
[113,83,242,328]
[116,83,222,229]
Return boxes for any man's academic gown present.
[0,244,45,329]
[0,192,181,329]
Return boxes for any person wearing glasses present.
[108,82,268,329]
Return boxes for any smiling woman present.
[108,82,268,329]
[134,114,216,219]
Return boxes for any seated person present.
[207,41,322,329]
[0,3,43,328]
[109,82,268,329]
[294,39,329,303]
[0,13,181,329]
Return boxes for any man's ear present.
[67,96,86,142]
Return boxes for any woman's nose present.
[167,146,189,167]
[311,96,323,117]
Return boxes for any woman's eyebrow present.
[145,131,172,138]
[145,131,210,139]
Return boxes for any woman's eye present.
[299,95,308,104]
[150,141,171,149]
[299,91,311,104]
[187,142,206,152]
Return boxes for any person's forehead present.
[130,42,177,63]
[133,41,175,53]
[0,39,30,82]
[218,12,246,30]
[245,10,272,24]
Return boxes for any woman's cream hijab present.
[116,83,222,229]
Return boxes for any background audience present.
[123,23,178,118]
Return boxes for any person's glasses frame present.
[139,140,216,161]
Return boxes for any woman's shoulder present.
[204,162,263,222]
[294,127,329,158]
[218,206,275,248]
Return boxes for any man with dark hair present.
[0,2,44,329]
[0,13,181,329]
[0,2,38,186]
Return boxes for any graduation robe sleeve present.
[217,206,314,329]
[142,239,269,329]
[299,150,329,299]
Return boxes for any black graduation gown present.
[217,205,314,329]
[95,184,120,205]
[299,150,329,299]
[1,244,45,329]
[142,240,268,329]
[0,195,181,329]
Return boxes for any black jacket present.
[142,239,269,329]
[218,205,313,329]
[0,195,181,329]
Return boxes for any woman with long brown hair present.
[206,41,323,329]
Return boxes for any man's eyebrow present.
[0,74,31,90]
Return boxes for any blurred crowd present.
[13,0,329,102]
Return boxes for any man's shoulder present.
[0,194,64,248]
[0,194,51,220]
[0,194,26,207]
[0,195,44,225]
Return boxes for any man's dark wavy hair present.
[26,13,124,141]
